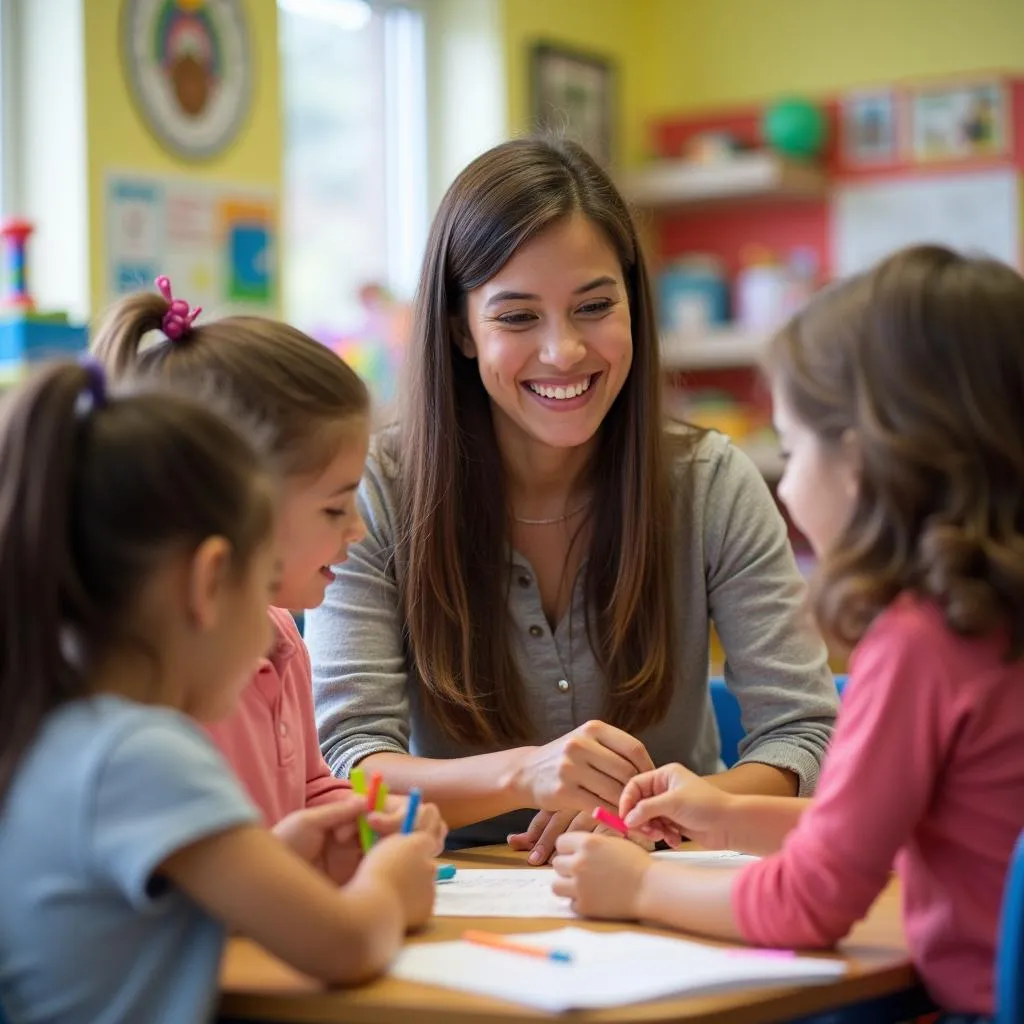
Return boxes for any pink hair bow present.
[155,275,202,340]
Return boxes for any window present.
[0,0,14,217]
[279,0,427,339]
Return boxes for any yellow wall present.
[503,0,657,165]
[643,0,1024,116]
[504,0,1024,164]
[83,0,282,315]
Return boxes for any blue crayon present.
[402,787,422,835]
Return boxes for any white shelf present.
[660,327,766,371]
[622,151,827,209]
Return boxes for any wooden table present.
[218,845,919,1024]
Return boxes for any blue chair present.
[709,675,847,768]
[997,829,1024,1024]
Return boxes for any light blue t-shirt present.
[0,695,259,1023]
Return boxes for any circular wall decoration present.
[121,0,253,161]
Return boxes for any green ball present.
[762,98,826,160]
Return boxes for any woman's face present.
[462,214,633,453]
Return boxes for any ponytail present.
[0,361,274,803]
[92,286,370,477]
[89,292,170,378]
[0,364,95,800]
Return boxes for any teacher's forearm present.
[705,761,799,797]
[359,748,537,830]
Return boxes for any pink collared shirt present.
[732,595,1024,1015]
[207,606,350,825]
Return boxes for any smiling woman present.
[307,136,839,859]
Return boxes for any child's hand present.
[273,797,370,877]
[355,831,437,931]
[620,763,734,849]
[551,832,650,920]
[372,794,448,856]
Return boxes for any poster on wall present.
[106,172,277,315]
[530,42,616,169]
[121,0,253,161]
[841,90,899,166]
[909,80,1009,162]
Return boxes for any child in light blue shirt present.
[0,698,255,1023]
[0,361,437,1023]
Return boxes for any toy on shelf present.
[1,219,35,312]
[0,218,88,386]
[658,255,729,336]
[762,97,826,161]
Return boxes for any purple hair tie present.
[155,275,201,341]
[77,355,107,415]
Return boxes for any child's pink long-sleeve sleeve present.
[732,596,1024,1015]
[206,607,351,825]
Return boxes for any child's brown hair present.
[767,244,1024,655]
[91,290,370,476]
[0,361,274,803]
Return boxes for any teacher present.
[308,137,838,859]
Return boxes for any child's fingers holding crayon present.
[621,764,734,849]
[273,795,371,864]
[367,794,448,855]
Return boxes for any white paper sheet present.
[392,926,846,1012]
[652,849,760,867]
[432,868,575,918]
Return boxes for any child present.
[550,245,1024,1022]
[92,279,445,877]
[0,361,436,1023]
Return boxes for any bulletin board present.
[105,172,278,316]
[832,168,1020,277]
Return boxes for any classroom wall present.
[642,0,1024,117]
[502,0,656,166]
[82,0,283,317]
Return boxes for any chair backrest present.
[997,829,1024,1024]
[709,675,847,768]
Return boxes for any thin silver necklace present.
[511,499,592,526]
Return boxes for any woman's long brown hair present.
[397,136,684,747]
[768,244,1024,655]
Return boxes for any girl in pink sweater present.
[93,280,446,881]
[551,245,1024,1020]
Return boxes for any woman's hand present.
[620,763,735,849]
[508,809,596,865]
[508,720,655,814]
[509,808,655,865]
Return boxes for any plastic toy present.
[762,98,826,160]
[1,219,35,312]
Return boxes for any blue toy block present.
[0,315,88,385]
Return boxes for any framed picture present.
[841,90,898,166]
[530,42,616,168]
[910,80,1009,163]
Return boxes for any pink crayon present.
[593,807,630,836]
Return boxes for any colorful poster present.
[105,172,278,316]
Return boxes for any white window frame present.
[0,0,19,216]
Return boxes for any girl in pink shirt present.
[93,279,446,881]
[551,245,1024,1020]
